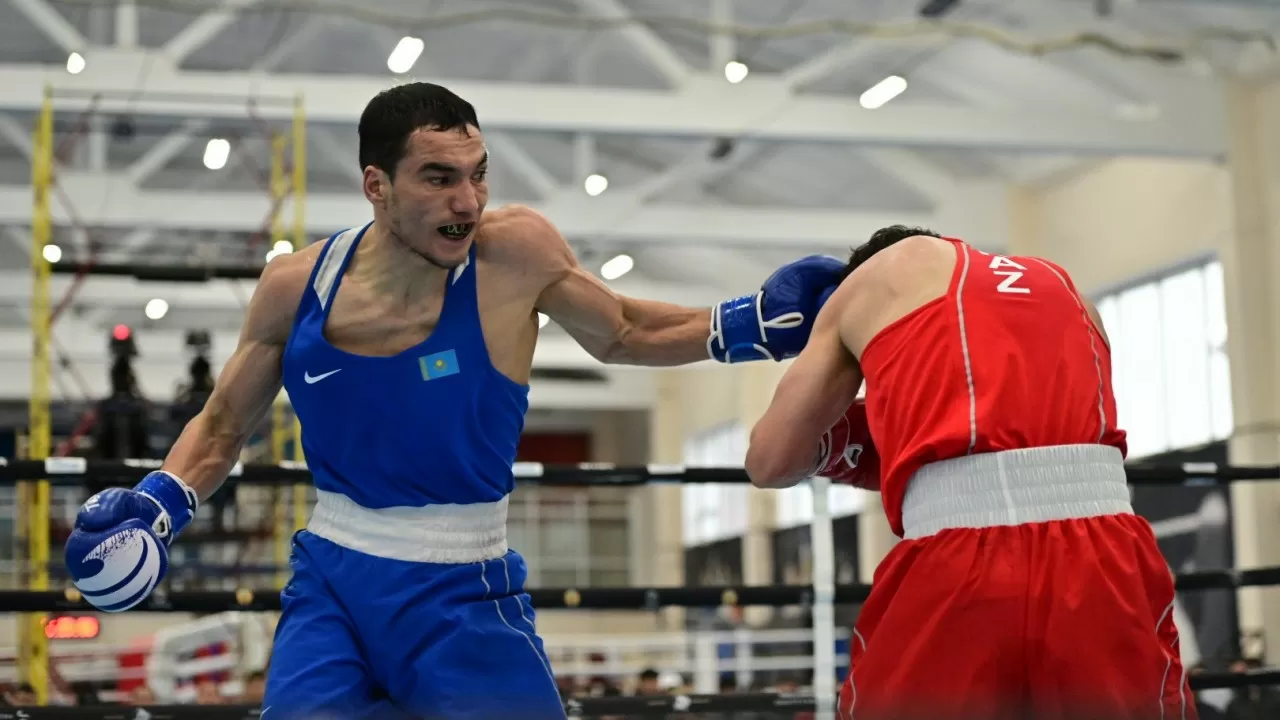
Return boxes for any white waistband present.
[306,489,509,563]
[901,445,1132,540]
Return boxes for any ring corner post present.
[809,475,836,720]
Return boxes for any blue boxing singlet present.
[281,223,530,511]
[265,231,563,720]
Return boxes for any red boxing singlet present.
[858,238,1129,537]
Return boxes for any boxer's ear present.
[362,166,388,207]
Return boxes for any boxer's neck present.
[352,222,450,307]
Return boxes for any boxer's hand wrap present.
[64,471,199,612]
[708,255,844,363]
[816,399,881,491]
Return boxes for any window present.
[1095,259,1232,459]
[681,423,749,547]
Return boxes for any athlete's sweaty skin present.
[163,123,712,502]
[63,81,851,719]
[744,233,1110,489]
[741,229,1192,720]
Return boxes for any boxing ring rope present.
[4,457,1278,485]
[5,562,1280,613]
[5,456,1280,717]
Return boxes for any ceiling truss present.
[0,0,1266,407]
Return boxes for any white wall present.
[1036,158,1232,293]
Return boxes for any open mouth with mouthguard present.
[438,223,475,240]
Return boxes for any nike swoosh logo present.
[304,369,342,384]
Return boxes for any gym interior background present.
[0,0,1277,715]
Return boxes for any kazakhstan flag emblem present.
[418,349,460,381]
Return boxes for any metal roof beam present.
[0,51,1225,157]
[0,170,936,249]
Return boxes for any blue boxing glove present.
[708,254,845,363]
[64,471,198,612]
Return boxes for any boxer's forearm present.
[746,433,823,489]
[603,299,712,366]
[162,408,246,503]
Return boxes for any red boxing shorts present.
[839,445,1195,720]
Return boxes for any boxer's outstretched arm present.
[162,258,303,501]
[541,267,712,366]
[746,298,863,488]
[512,207,712,366]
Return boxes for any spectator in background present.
[85,357,153,507]
[68,681,100,706]
[657,671,686,694]
[635,669,662,696]
[128,685,156,706]
[584,677,620,698]
[773,677,801,694]
[1226,657,1280,720]
[241,671,266,705]
[94,358,151,461]
[4,683,36,706]
[1189,665,1226,720]
[194,678,224,705]
[555,676,576,703]
[170,356,215,433]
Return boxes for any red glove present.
[815,399,880,491]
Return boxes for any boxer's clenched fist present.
[708,254,844,363]
[64,471,198,612]
[816,399,880,491]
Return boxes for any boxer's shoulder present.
[477,204,563,256]
[834,234,956,356]
[476,204,574,286]
[249,246,317,342]
[260,243,318,296]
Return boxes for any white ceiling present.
[0,0,1276,402]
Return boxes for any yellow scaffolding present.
[24,90,308,703]
[271,97,310,588]
[21,85,54,705]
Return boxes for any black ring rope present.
[0,457,1273,716]
[4,670,1279,720]
[6,565,1279,614]
[0,457,1276,486]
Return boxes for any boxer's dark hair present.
[359,82,480,180]
[841,225,942,280]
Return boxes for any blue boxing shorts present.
[262,494,565,720]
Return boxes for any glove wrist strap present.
[135,471,199,543]
[709,293,776,364]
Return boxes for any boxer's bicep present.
[531,231,633,362]
[524,213,710,365]
[541,263,711,365]
[746,306,863,488]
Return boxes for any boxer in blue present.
[64,82,842,719]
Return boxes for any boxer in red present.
[745,226,1194,720]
